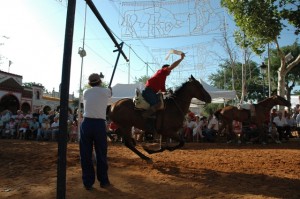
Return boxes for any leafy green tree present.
[209,59,264,102]
[221,0,300,98]
[134,75,149,84]
[267,41,300,102]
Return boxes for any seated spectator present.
[37,118,50,141]
[1,110,12,126]
[18,119,29,140]
[193,116,207,142]
[15,110,24,123]
[69,121,78,142]
[273,111,289,141]
[203,114,218,142]
[47,110,56,125]
[268,122,281,144]
[243,123,259,143]
[232,120,243,144]
[38,110,48,125]
[3,118,16,139]
[184,114,197,142]
[285,112,296,138]
[49,117,59,141]
[24,111,33,120]
[106,121,119,142]
[29,117,40,140]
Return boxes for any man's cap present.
[88,73,101,84]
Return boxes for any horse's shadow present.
[153,165,300,199]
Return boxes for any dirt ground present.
[0,138,299,199]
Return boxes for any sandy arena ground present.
[0,138,299,199]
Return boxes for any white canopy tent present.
[191,79,236,105]
[109,83,145,104]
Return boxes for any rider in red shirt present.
[142,52,185,133]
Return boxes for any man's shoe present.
[85,186,93,190]
[100,182,111,188]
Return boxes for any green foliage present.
[101,81,109,88]
[23,82,45,90]
[209,59,267,101]
[202,103,224,116]
[134,75,149,84]
[221,0,297,54]
[279,0,300,35]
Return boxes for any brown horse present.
[107,75,211,162]
[214,95,291,142]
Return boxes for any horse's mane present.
[169,81,190,98]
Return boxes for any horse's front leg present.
[163,131,185,151]
[142,132,184,153]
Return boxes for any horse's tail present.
[214,108,222,120]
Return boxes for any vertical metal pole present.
[57,1,76,198]
[77,3,88,140]
[267,43,271,97]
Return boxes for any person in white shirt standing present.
[80,73,112,190]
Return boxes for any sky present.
[0,0,298,97]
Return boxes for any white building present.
[0,70,76,114]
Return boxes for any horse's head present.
[272,95,291,107]
[188,75,211,103]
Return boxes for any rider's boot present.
[145,118,156,141]
[142,102,163,136]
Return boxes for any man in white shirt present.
[203,114,218,142]
[80,73,112,190]
[273,111,289,141]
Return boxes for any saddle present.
[133,88,150,110]
[133,88,164,111]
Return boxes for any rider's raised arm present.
[168,53,185,71]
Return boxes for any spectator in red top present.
[141,52,185,133]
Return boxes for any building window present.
[36,91,40,100]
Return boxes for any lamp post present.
[260,62,267,97]
[77,3,88,140]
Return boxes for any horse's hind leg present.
[121,129,153,163]
[124,140,152,163]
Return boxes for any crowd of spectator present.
[182,111,219,143]
[229,106,299,144]
[0,109,78,142]
[1,105,299,145]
